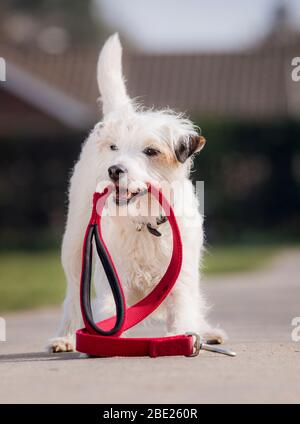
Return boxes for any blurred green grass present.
[203,245,278,275]
[0,246,278,312]
[0,251,65,312]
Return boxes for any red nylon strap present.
[76,184,194,357]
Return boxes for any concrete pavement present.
[0,250,300,404]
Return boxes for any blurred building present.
[1,4,300,247]
[0,3,300,132]
[1,5,300,135]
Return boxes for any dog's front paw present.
[47,335,75,353]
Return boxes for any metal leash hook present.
[186,333,236,357]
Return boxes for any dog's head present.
[92,34,205,206]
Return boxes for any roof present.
[124,50,291,120]
[1,34,300,128]
[0,43,98,129]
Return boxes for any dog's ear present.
[175,135,206,163]
[97,33,133,116]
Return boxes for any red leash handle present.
[76,184,195,357]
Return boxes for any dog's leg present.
[166,276,226,344]
[48,228,84,352]
[165,221,226,344]
[48,160,95,352]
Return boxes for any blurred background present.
[0,0,300,312]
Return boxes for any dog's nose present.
[108,164,128,182]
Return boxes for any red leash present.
[76,184,236,358]
[76,184,196,357]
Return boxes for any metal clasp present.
[186,332,237,357]
[186,332,201,357]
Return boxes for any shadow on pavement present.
[0,351,83,363]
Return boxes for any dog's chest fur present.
[103,217,172,304]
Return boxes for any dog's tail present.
[97,33,132,117]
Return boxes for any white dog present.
[49,34,225,352]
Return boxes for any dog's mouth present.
[113,184,147,206]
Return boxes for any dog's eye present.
[143,147,160,157]
[110,144,118,151]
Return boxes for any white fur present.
[97,34,132,116]
[49,34,225,353]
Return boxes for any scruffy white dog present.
[50,34,225,352]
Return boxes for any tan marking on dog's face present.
[143,142,178,167]
[198,136,206,151]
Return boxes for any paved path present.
[0,250,300,404]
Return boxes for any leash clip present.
[186,332,201,357]
[186,332,237,357]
